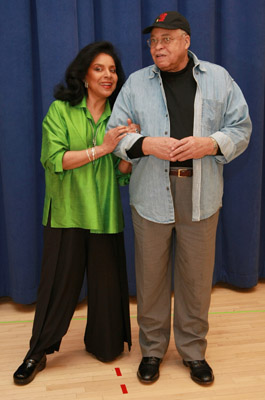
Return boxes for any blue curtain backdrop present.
[0,0,264,304]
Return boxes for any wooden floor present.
[1,281,265,400]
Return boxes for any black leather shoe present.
[137,357,162,383]
[183,359,214,385]
[13,355,47,385]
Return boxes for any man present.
[107,11,251,385]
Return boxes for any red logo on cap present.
[157,12,167,22]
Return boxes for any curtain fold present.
[0,0,264,302]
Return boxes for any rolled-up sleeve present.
[40,102,69,177]
[212,78,252,164]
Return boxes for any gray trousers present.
[131,175,219,361]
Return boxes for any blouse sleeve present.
[40,101,69,178]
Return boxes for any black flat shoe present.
[13,355,47,385]
[183,359,214,385]
[137,357,162,383]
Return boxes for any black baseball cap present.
[142,11,191,35]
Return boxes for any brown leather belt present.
[169,168,193,178]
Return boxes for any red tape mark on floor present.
[115,367,122,376]
[115,368,128,394]
[120,384,128,394]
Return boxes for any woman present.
[13,41,136,385]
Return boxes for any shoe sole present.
[191,375,214,385]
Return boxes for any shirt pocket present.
[201,99,224,135]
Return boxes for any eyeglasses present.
[146,35,185,48]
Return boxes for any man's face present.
[149,28,190,72]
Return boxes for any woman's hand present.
[62,125,129,170]
[118,159,132,174]
[101,118,140,155]
[101,125,128,154]
[126,118,141,134]
[63,119,141,170]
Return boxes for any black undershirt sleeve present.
[126,136,146,159]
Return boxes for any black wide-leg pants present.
[24,223,131,362]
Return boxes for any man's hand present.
[170,137,218,161]
[142,137,180,160]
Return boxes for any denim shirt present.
[108,51,252,222]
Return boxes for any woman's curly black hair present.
[54,41,125,108]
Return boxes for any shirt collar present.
[149,50,206,78]
[75,97,111,123]
[188,50,207,72]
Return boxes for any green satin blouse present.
[40,98,129,233]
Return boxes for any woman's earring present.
[84,81,88,88]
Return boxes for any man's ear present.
[185,35,191,49]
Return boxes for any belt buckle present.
[177,168,187,178]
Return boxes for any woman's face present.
[84,53,118,100]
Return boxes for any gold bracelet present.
[91,147,96,162]
[86,149,91,162]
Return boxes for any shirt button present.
[165,131,168,135]
[166,187,170,190]
[165,169,168,173]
